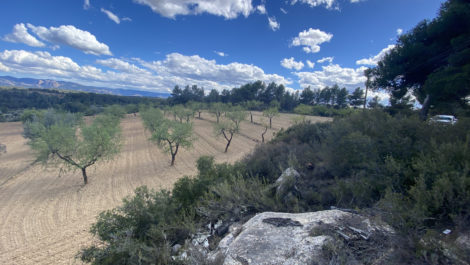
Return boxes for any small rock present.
[172,244,182,254]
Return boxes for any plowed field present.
[0,112,330,264]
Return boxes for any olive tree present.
[26,111,121,184]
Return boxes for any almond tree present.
[263,107,279,129]
[187,101,205,119]
[244,100,262,123]
[209,102,224,123]
[150,120,195,166]
[141,108,195,166]
[25,111,121,184]
[226,106,247,127]
[259,118,269,143]
[214,119,239,153]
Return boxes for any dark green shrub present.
[81,186,193,265]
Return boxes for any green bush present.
[81,186,193,265]
[82,110,470,264]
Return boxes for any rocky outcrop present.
[208,210,395,265]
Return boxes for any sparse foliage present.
[25,110,121,184]
[263,107,279,129]
[214,119,239,153]
[150,120,195,166]
[226,106,247,127]
[244,100,262,123]
[209,102,224,123]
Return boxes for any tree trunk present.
[269,118,272,128]
[170,144,179,166]
[420,94,431,121]
[223,132,233,153]
[198,111,201,119]
[224,139,231,153]
[216,114,219,123]
[261,127,268,143]
[363,85,368,111]
[81,167,88,185]
[250,112,253,123]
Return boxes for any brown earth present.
[0,112,330,265]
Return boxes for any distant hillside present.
[0,76,170,98]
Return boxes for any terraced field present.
[0,112,330,264]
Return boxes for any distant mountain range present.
[0,76,170,98]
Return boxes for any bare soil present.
[0,112,330,264]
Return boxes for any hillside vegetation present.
[81,111,470,264]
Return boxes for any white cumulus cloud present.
[397,28,403,35]
[317,56,333,64]
[291,0,336,9]
[96,58,150,74]
[139,53,291,88]
[256,5,266,14]
[0,49,290,93]
[27,24,112,56]
[101,8,121,24]
[3,23,45,47]
[132,0,253,19]
[306,60,315,68]
[268,16,280,31]
[291,28,333,53]
[295,64,368,90]
[356,44,395,66]
[291,0,363,9]
[281,57,304,70]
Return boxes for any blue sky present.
[0,0,445,96]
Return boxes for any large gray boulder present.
[208,210,395,265]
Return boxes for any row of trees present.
[169,82,373,112]
[168,0,470,119]
[19,101,278,185]
[141,102,276,165]
[0,88,162,114]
